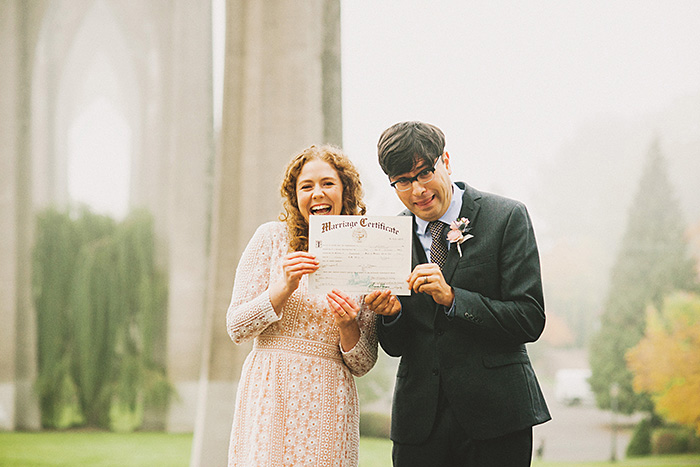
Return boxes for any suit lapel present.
[404,211,427,267]
[442,183,481,283]
[400,210,436,310]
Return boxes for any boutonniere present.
[446,217,474,257]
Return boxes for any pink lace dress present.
[226,222,378,467]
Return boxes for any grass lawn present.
[1,431,699,466]
[0,430,192,466]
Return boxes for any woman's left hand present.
[327,289,361,352]
[326,289,359,327]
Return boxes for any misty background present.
[67,0,700,392]
[338,0,700,348]
[7,0,700,464]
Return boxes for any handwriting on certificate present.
[308,215,412,296]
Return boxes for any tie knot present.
[428,220,446,237]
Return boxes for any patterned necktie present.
[428,221,448,269]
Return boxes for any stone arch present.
[2,3,342,458]
[53,0,141,217]
[1,0,213,432]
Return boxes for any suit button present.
[437,329,444,336]
[432,369,439,376]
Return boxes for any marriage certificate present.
[308,215,412,296]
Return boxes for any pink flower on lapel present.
[447,217,474,257]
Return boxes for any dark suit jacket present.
[379,182,551,444]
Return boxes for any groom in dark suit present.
[365,121,550,466]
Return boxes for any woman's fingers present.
[327,289,359,319]
[282,252,319,285]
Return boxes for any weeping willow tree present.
[33,207,116,428]
[33,207,172,431]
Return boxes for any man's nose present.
[411,180,426,195]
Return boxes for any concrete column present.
[0,0,21,431]
[162,0,213,433]
[0,0,41,431]
[190,0,342,465]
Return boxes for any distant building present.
[555,368,595,406]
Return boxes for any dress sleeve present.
[226,223,282,344]
[340,301,378,377]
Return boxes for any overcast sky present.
[74,0,700,221]
[339,0,700,215]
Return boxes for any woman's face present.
[296,159,344,222]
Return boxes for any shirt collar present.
[415,183,465,235]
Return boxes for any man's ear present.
[443,151,452,175]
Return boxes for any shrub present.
[652,427,690,454]
[360,412,391,439]
[626,417,652,457]
[689,430,700,453]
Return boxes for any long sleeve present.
[340,302,378,376]
[451,201,545,345]
[226,223,282,344]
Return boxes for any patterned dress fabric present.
[226,221,378,467]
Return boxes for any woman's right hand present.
[269,251,319,313]
[281,251,319,291]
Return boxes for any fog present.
[338,0,700,356]
[7,1,700,461]
[76,0,700,345]
[340,0,700,231]
[68,0,700,343]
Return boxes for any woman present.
[226,145,378,467]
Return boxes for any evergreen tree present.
[588,140,698,414]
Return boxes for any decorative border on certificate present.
[308,215,412,296]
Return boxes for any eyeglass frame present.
[389,155,442,192]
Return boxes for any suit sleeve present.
[377,297,414,357]
[452,202,545,344]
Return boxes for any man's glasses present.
[389,157,440,192]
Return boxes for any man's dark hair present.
[377,121,446,178]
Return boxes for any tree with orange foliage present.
[626,292,700,435]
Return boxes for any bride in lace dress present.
[226,145,378,467]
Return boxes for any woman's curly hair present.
[280,145,366,252]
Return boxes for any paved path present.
[533,382,642,462]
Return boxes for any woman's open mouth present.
[310,204,333,215]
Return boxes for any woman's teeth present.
[311,205,332,214]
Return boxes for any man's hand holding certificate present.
[308,215,412,296]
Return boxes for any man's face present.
[390,152,453,222]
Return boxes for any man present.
[365,121,550,466]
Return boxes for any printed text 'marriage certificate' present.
[308,215,412,296]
